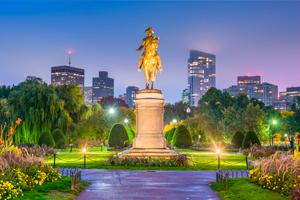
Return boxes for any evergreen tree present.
[242,131,260,149]
[108,124,129,148]
[173,125,192,148]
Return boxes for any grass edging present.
[210,178,289,200]
[16,177,89,200]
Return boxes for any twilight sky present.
[0,1,300,103]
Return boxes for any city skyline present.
[0,1,300,103]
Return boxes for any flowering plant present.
[250,152,300,197]
[0,180,22,200]
[0,118,21,147]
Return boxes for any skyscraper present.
[92,71,114,102]
[237,75,262,100]
[125,86,139,108]
[259,82,278,106]
[51,65,85,89]
[237,76,261,87]
[224,75,278,107]
[280,87,300,104]
[187,50,216,106]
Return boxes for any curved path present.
[77,169,219,200]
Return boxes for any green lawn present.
[16,177,89,200]
[46,147,251,170]
[210,178,289,200]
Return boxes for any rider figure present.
[136,27,162,72]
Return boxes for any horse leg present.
[145,69,149,89]
[151,81,154,89]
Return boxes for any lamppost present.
[270,119,278,145]
[197,134,201,149]
[216,148,221,170]
[81,147,87,169]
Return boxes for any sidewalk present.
[77,169,219,200]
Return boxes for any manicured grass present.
[16,177,89,200]
[46,147,251,170]
[210,178,289,200]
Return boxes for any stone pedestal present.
[118,89,178,158]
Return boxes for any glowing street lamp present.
[272,119,278,125]
[270,119,278,145]
[108,107,115,115]
[124,118,129,124]
[81,147,87,153]
[186,107,191,114]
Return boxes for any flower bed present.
[108,154,188,167]
[250,152,300,198]
[0,146,61,199]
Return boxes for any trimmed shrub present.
[172,125,192,148]
[108,124,129,148]
[38,131,55,147]
[242,131,260,149]
[166,128,176,144]
[231,131,244,148]
[52,129,67,148]
[126,128,136,145]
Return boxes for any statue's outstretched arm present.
[136,39,145,51]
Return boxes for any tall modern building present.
[125,86,139,108]
[259,82,278,106]
[92,71,114,102]
[237,76,261,87]
[187,50,216,106]
[280,87,300,104]
[51,65,84,89]
[237,75,262,100]
[224,75,278,106]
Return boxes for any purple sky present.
[0,1,299,103]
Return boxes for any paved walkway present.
[77,170,219,200]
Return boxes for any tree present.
[5,76,88,145]
[244,103,266,140]
[52,128,67,148]
[172,125,192,148]
[108,124,129,148]
[164,101,190,124]
[242,131,260,149]
[0,86,11,99]
[38,131,55,147]
[281,111,299,151]
[231,131,244,148]
[73,105,108,142]
[290,97,300,149]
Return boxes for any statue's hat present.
[145,27,154,34]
